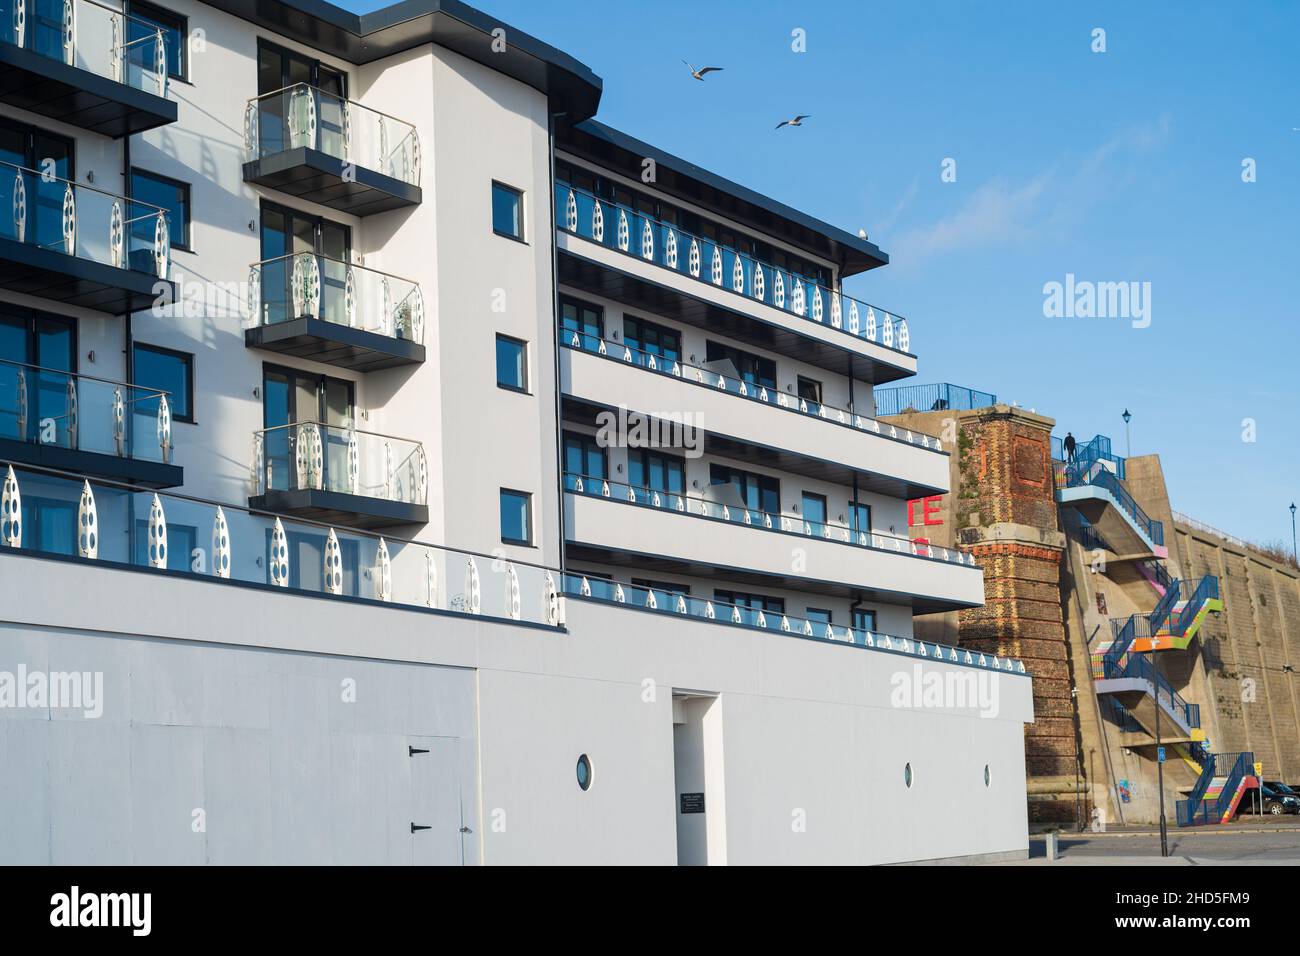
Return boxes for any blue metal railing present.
[561,330,947,455]
[872,383,997,416]
[562,573,1028,676]
[1162,576,1220,637]
[1177,752,1253,826]
[555,181,914,356]
[1101,648,1200,732]
[1137,557,1174,593]
[1060,464,1164,547]
[1104,696,1145,734]
[563,471,980,569]
[1052,433,1127,479]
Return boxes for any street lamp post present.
[1122,409,1132,460]
[1291,502,1297,565]
[1153,645,1168,857]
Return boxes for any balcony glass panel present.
[247,254,423,345]
[252,422,426,506]
[0,358,172,463]
[555,181,912,354]
[0,464,560,627]
[563,471,979,568]
[0,159,170,278]
[244,83,420,187]
[562,330,946,455]
[562,574,1022,673]
[0,0,168,95]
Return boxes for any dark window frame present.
[127,0,189,82]
[499,488,534,547]
[491,180,526,243]
[131,167,192,252]
[133,341,195,424]
[495,333,530,394]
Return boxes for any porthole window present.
[904,762,913,788]
[576,754,593,791]
[984,764,991,787]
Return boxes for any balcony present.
[563,473,983,613]
[564,574,1027,674]
[0,160,175,313]
[0,0,175,135]
[0,462,560,626]
[245,254,425,371]
[560,331,949,499]
[250,422,428,530]
[0,358,180,487]
[243,84,422,215]
[555,182,916,382]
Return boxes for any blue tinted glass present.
[495,337,526,389]
[492,184,522,238]
[131,171,188,249]
[133,345,190,420]
[805,608,832,625]
[500,490,530,544]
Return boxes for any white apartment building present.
[0,0,1033,864]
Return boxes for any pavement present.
[1006,819,1300,864]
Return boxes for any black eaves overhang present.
[200,0,602,122]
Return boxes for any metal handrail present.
[246,82,418,128]
[561,330,947,455]
[564,470,980,568]
[563,573,1025,675]
[556,180,913,355]
[0,356,169,399]
[0,158,168,213]
[250,253,418,286]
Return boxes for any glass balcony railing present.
[562,330,946,455]
[0,462,559,626]
[564,471,979,569]
[244,83,421,186]
[563,574,1024,674]
[0,159,170,279]
[0,358,173,463]
[252,422,426,506]
[555,181,913,355]
[0,0,168,97]
[247,254,424,344]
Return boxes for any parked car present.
[1236,782,1300,816]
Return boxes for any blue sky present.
[347,0,1299,548]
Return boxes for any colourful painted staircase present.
[1130,575,1223,652]
[1177,752,1257,826]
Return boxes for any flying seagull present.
[682,60,723,81]
[775,114,811,130]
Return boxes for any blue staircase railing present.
[1060,463,1164,547]
[1053,433,1127,479]
[1161,575,1220,638]
[1061,509,1113,554]
[1177,752,1253,826]
[1102,649,1201,732]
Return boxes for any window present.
[491,182,524,240]
[576,754,593,791]
[705,340,776,389]
[632,578,691,598]
[852,608,877,634]
[495,335,528,392]
[127,0,187,81]
[133,520,197,572]
[131,168,191,254]
[563,432,607,486]
[709,464,779,516]
[499,489,532,546]
[805,608,832,625]
[850,502,872,537]
[629,450,685,495]
[801,492,827,533]
[560,297,603,343]
[624,316,681,362]
[797,375,822,412]
[712,587,780,624]
[133,343,193,423]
